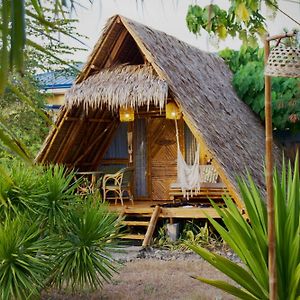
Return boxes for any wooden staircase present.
[120,205,161,247]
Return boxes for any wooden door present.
[149,118,177,200]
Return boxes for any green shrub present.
[0,161,122,296]
[50,200,122,291]
[37,164,81,233]
[190,157,300,300]
[0,161,44,219]
[0,217,52,300]
[154,221,221,251]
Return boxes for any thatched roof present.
[37,15,282,203]
[65,64,168,112]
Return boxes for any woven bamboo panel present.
[149,118,177,200]
[265,47,300,78]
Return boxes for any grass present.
[43,258,235,300]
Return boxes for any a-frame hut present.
[37,15,281,216]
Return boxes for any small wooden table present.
[75,171,104,194]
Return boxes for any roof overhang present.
[65,64,168,112]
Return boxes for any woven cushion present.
[199,165,218,183]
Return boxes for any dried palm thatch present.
[65,64,168,112]
[37,15,283,204]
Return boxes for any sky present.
[68,0,300,62]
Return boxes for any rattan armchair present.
[102,167,134,205]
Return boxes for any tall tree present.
[0,1,85,160]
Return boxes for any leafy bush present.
[182,221,220,247]
[0,217,52,300]
[154,221,221,251]
[0,161,80,228]
[219,47,300,131]
[190,157,300,300]
[0,161,44,219]
[0,161,122,297]
[37,164,81,232]
[50,200,121,291]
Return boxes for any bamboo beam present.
[65,116,111,123]
[142,205,161,247]
[146,118,152,199]
[55,112,85,163]
[104,28,128,68]
[73,124,112,166]
[266,31,296,42]
[40,107,69,163]
[78,17,121,83]
[264,37,276,300]
[71,109,107,166]
[91,120,120,169]
[52,113,82,163]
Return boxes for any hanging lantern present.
[264,46,300,78]
[119,107,134,122]
[166,101,181,119]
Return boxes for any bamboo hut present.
[37,15,282,221]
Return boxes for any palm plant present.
[0,161,44,219]
[37,165,81,232]
[189,157,300,300]
[0,161,122,296]
[50,200,122,291]
[0,216,52,300]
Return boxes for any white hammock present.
[175,121,201,199]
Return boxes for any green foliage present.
[0,161,80,225]
[0,217,52,300]
[181,221,220,247]
[186,1,277,47]
[0,73,49,158]
[190,156,300,299]
[154,221,221,251]
[37,165,81,232]
[0,1,86,161]
[50,200,121,291]
[219,47,300,130]
[0,160,44,219]
[0,161,122,297]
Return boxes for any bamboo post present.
[264,38,276,300]
[264,31,296,300]
[142,205,161,247]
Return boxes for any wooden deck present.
[108,199,225,246]
[109,200,222,219]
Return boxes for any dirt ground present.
[44,248,236,300]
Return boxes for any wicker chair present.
[102,167,134,205]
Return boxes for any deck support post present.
[142,205,161,247]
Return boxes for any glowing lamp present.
[119,107,134,122]
[166,101,181,119]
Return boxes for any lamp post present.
[264,31,299,300]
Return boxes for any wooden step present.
[121,234,145,240]
[121,221,149,226]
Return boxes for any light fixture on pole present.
[265,46,300,78]
[264,30,299,300]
